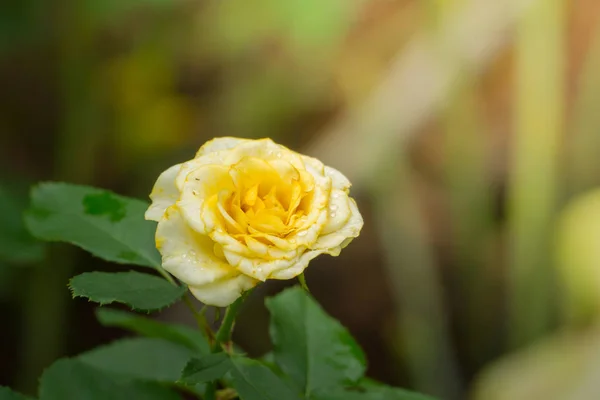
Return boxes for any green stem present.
[156,266,177,285]
[204,293,250,400]
[298,273,310,292]
[204,384,217,400]
[211,295,246,352]
[183,295,213,341]
[508,0,564,348]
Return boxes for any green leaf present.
[0,386,34,400]
[95,308,209,353]
[39,358,181,400]
[179,353,231,385]
[0,185,44,264]
[25,183,160,268]
[310,386,437,400]
[70,271,185,311]
[266,286,366,396]
[0,0,47,54]
[229,356,304,400]
[259,351,282,371]
[261,352,275,363]
[78,338,194,382]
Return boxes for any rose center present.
[215,157,314,241]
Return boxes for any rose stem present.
[205,292,250,400]
[298,273,310,293]
[211,294,247,352]
[182,295,213,341]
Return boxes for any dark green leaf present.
[39,358,181,400]
[0,0,47,54]
[0,185,44,264]
[70,271,185,311]
[261,351,275,363]
[179,353,231,385]
[95,308,209,353]
[0,386,34,400]
[258,352,284,376]
[78,338,194,382]
[266,286,366,396]
[310,386,437,400]
[25,183,160,268]
[229,356,304,400]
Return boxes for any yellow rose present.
[145,137,363,306]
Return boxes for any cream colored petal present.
[320,189,352,236]
[177,164,234,234]
[312,198,363,252]
[145,164,182,222]
[222,139,305,170]
[175,153,225,192]
[268,249,328,280]
[157,206,235,286]
[156,206,258,306]
[325,165,351,192]
[189,274,257,307]
[195,137,251,158]
[224,251,298,281]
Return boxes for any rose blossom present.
[146,137,363,306]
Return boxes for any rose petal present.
[145,164,182,222]
[177,164,234,234]
[325,165,351,192]
[312,198,363,252]
[189,275,257,307]
[195,136,251,158]
[320,189,352,236]
[156,205,257,306]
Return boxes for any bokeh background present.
[3,0,600,399]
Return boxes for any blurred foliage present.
[0,183,44,265]
[472,326,600,400]
[0,0,47,53]
[556,189,600,325]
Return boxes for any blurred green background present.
[2,0,600,399]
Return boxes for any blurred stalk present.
[442,82,497,367]
[17,2,102,393]
[507,0,565,348]
[568,18,600,194]
[372,154,463,400]
[429,0,496,368]
[307,0,536,186]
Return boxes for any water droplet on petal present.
[290,239,297,244]
[276,152,282,158]
[330,204,338,211]
[298,230,307,237]
[257,267,263,272]
[330,212,337,218]
[332,192,340,199]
